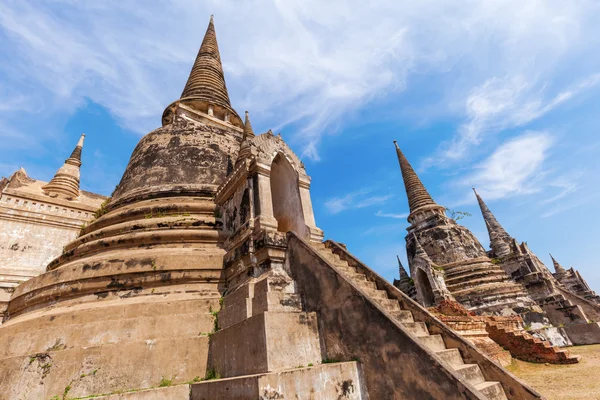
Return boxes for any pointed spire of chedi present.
[397,255,410,280]
[472,187,512,257]
[180,15,231,108]
[235,111,255,166]
[394,141,445,224]
[162,15,242,128]
[243,111,255,139]
[550,254,567,275]
[42,134,85,199]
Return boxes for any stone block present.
[563,322,600,345]
[251,291,302,316]
[209,311,321,377]
[219,297,252,330]
[530,327,572,347]
[191,361,366,400]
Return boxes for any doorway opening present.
[269,154,307,237]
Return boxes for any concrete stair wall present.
[292,235,542,400]
[308,241,506,400]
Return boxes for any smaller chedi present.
[550,254,600,304]
[0,134,106,319]
[393,141,600,353]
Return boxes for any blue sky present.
[1,1,599,292]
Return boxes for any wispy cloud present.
[324,190,393,214]
[428,74,600,166]
[375,210,409,219]
[541,192,600,218]
[1,1,599,161]
[459,131,554,201]
[541,171,584,204]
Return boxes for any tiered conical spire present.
[394,141,445,224]
[243,111,255,139]
[180,15,231,111]
[394,141,437,213]
[235,111,255,166]
[42,134,85,199]
[397,255,410,280]
[550,254,567,275]
[472,187,512,257]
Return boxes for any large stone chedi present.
[393,141,535,314]
[0,17,317,399]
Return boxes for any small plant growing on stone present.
[205,369,221,380]
[321,358,339,364]
[209,306,220,333]
[307,363,313,367]
[158,376,173,387]
[62,384,72,399]
[93,198,111,219]
[444,207,471,221]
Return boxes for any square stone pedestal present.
[208,311,322,377]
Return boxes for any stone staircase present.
[312,242,508,400]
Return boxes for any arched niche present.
[269,153,308,238]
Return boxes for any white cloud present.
[324,190,393,214]
[461,131,554,201]
[429,73,600,165]
[1,0,599,161]
[375,210,409,219]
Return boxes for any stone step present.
[446,275,512,291]
[376,298,401,312]
[364,288,388,300]
[312,242,327,251]
[336,266,356,275]
[453,363,485,386]
[474,381,508,400]
[355,280,377,290]
[389,310,414,323]
[436,348,464,367]
[418,334,446,352]
[453,282,527,299]
[335,260,351,269]
[348,273,368,282]
[401,322,429,336]
[445,268,507,282]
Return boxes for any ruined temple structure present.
[472,188,600,346]
[0,134,106,320]
[392,141,536,315]
[392,141,600,353]
[0,15,548,400]
[550,254,600,304]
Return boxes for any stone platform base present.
[191,361,365,400]
[564,322,600,345]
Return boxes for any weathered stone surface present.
[0,296,215,400]
[89,385,190,399]
[191,362,366,400]
[110,116,241,210]
[208,311,322,378]
[563,322,600,345]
